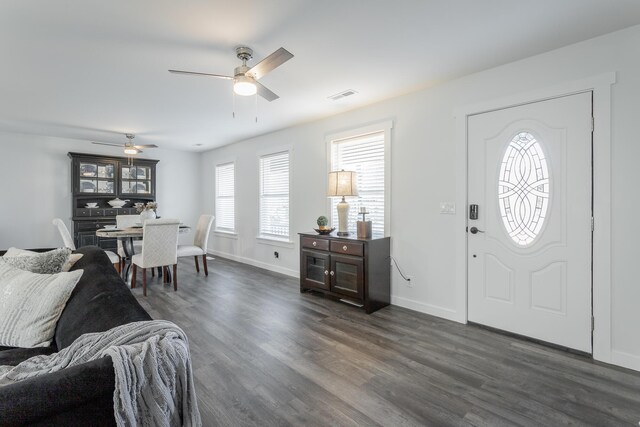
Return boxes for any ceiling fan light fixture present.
[233,76,257,96]
[124,147,138,155]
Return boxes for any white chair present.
[177,214,214,276]
[52,218,121,272]
[116,214,143,271]
[131,219,180,296]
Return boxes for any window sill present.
[256,236,294,248]
[214,230,238,239]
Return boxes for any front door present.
[467,92,593,352]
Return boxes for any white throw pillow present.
[3,247,83,272]
[0,259,83,348]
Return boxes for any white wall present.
[201,24,640,371]
[0,133,201,248]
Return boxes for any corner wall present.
[201,24,640,371]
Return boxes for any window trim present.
[325,120,393,237]
[257,146,293,244]
[214,160,236,233]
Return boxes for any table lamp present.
[327,170,358,236]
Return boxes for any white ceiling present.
[2,1,640,152]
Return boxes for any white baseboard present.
[207,249,299,278]
[391,295,462,323]
[611,349,640,372]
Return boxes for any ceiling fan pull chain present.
[255,93,258,123]
[232,91,236,119]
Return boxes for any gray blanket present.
[0,320,202,426]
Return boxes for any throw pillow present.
[2,247,73,274]
[0,259,83,348]
[3,247,83,272]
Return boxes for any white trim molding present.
[391,296,459,322]
[454,72,616,365]
[207,249,299,278]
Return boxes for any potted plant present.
[316,216,329,230]
[135,201,158,223]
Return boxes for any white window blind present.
[331,131,385,237]
[259,151,290,239]
[215,162,235,232]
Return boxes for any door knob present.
[469,226,485,234]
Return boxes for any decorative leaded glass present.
[498,132,550,246]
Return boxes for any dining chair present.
[131,218,180,296]
[177,214,214,275]
[116,214,143,271]
[52,218,121,272]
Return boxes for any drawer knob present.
[330,271,335,276]
[312,241,317,247]
[324,270,329,276]
[343,245,348,251]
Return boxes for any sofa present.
[0,246,151,426]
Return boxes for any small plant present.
[135,201,158,213]
[316,215,329,229]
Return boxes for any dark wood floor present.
[133,257,640,426]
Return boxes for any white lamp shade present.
[234,76,257,96]
[327,170,358,197]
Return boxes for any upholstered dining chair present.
[52,218,121,272]
[115,214,143,271]
[131,218,180,296]
[177,214,214,275]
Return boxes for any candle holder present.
[357,209,372,239]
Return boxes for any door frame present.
[453,72,615,364]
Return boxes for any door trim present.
[453,72,615,365]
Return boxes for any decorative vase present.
[139,209,156,224]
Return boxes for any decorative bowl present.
[108,198,129,208]
[85,202,98,208]
[314,227,335,235]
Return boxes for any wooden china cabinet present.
[68,152,159,251]
[299,232,390,314]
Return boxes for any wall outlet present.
[405,276,413,287]
[273,251,279,259]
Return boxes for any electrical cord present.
[389,256,411,282]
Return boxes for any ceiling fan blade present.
[92,142,124,147]
[247,48,293,80]
[168,69,233,80]
[255,81,279,102]
[133,144,158,149]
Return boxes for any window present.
[330,130,386,237]
[498,132,550,246]
[215,162,235,233]
[259,151,290,240]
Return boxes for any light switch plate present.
[440,202,456,214]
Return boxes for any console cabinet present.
[69,152,159,251]
[299,233,390,314]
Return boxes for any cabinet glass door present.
[331,255,364,299]
[121,165,152,194]
[79,162,115,193]
[301,250,330,290]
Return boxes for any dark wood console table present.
[299,232,390,314]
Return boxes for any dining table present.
[96,225,191,282]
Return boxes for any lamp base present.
[336,197,350,236]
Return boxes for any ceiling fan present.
[92,134,157,155]
[169,46,294,101]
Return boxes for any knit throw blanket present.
[0,320,202,427]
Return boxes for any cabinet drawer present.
[330,240,364,257]
[301,237,329,251]
[104,209,118,216]
[76,209,92,217]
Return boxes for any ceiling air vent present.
[328,89,358,101]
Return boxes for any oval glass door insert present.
[498,132,550,246]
